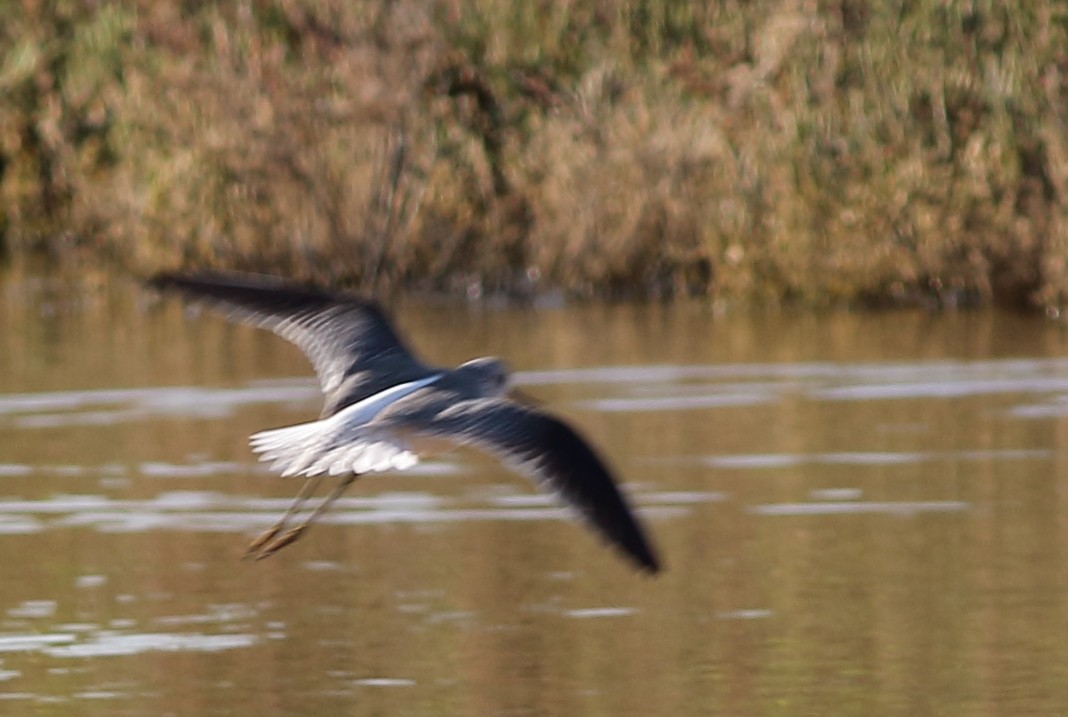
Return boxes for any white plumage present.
[248,373,442,477]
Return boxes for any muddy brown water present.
[2,273,1068,715]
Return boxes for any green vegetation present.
[2,1,1067,309]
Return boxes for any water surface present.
[2,273,1068,715]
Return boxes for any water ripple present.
[0,487,693,535]
[565,607,637,618]
[0,383,319,426]
[42,631,257,658]
[705,448,1050,470]
[4,357,1068,430]
[750,501,969,516]
[354,678,416,687]
[578,393,772,412]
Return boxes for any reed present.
[2,1,1066,309]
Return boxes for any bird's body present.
[148,272,660,573]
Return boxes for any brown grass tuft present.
[2,1,1068,309]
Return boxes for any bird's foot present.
[242,524,285,561]
[241,474,357,561]
[250,526,305,560]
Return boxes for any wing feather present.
[148,272,432,406]
[408,398,660,573]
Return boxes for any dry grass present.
[2,1,1068,309]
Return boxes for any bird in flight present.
[148,272,660,573]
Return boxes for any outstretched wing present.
[148,272,434,409]
[405,397,660,573]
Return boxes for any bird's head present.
[458,356,510,397]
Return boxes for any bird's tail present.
[250,419,417,477]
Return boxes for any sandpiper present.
[148,272,660,573]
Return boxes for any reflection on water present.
[749,499,969,516]
[704,447,1051,468]
[33,630,259,658]
[2,273,1068,714]
[0,487,698,535]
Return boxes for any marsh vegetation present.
[2,2,1066,308]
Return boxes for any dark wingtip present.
[144,271,345,309]
[618,521,661,575]
[145,270,231,297]
[635,544,662,575]
[145,271,187,294]
[534,416,664,576]
[147,270,297,292]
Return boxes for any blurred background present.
[2,1,1067,308]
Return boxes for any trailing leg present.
[243,474,324,560]
[251,473,359,560]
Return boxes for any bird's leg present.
[251,473,359,560]
[243,474,324,560]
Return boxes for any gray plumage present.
[148,271,660,573]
